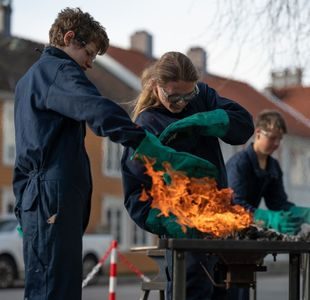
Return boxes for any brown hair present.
[49,7,109,55]
[132,51,199,120]
[255,109,287,133]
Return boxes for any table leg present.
[302,253,310,300]
[172,250,186,300]
[289,253,300,300]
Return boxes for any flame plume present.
[140,157,253,237]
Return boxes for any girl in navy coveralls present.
[121,51,254,300]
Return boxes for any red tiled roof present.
[0,36,138,110]
[104,47,310,137]
[203,74,309,137]
[0,35,43,91]
[1,34,308,137]
[106,45,310,137]
[270,86,310,119]
[107,46,155,77]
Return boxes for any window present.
[1,187,15,217]
[2,101,15,165]
[132,222,148,245]
[102,139,123,177]
[101,195,153,250]
[290,147,310,187]
[102,196,124,247]
[220,140,247,163]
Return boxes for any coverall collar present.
[43,46,80,67]
[246,143,278,179]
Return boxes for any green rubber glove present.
[17,225,23,238]
[254,208,303,235]
[159,109,229,144]
[145,208,167,236]
[145,208,201,238]
[289,206,310,224]
[133,131,218,178]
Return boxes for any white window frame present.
[1,187,15,217]
[102,139,123,177]
[2,101,15,166]
[289,145,310,187]
[220,140,249,163]
[101,195,153,251]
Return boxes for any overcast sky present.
[10,0,304,90]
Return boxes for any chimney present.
[0,0,11,37]
[271,68,303,89]
[186,47,207,79]
[130,30,153,58]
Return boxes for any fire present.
[140,157,253,237]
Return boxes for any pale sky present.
[10,0,306,90]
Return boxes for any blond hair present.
[255,109,287,133]
[49,7,109,55]
[132,51,199,120]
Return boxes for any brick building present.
[1,2,309,257]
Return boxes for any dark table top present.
[158,239,310,254]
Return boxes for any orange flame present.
[140,157,253,237]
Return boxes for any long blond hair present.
[132,51,199,120]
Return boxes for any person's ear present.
[63,31,75,46]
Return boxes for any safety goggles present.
[75,36,97,62]
[160,84,199,104]
[260,129,283,143]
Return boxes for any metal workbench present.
[158,239,310,300]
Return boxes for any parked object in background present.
[0,217,112,288]
[0,217,23,289]
[82,232,113,281]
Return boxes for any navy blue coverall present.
[226,144,295,300]
[13,46,146,300]
[226,143,294,212]
[121,82,254,300]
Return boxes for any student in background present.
[226,109,307,237]
[226,109,310,300]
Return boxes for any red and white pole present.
[109,240,118,300]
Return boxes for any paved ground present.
[0,255,306,300]
[0,274,298,300]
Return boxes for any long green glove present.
[254,208,303,235]
[133,131,218,178]
[289,206,310,224]
[145,208,202,238]
[159,109,229,144]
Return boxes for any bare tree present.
[199,0,310,84]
